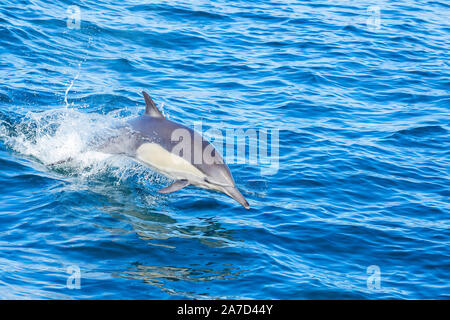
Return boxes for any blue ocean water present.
[0,0,449,299]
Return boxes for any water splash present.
[0,108,164,187]
[64,64,81,108]
[64,36,93,108]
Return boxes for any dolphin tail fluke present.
[158,179,190,194]
[224,186,250,209]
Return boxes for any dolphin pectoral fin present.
[157,179,190,194]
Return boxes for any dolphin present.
[99,91,250,209]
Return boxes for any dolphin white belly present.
[136,142,206,182]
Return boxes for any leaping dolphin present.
[99,91,250,209]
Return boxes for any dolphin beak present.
[224,186,250,209]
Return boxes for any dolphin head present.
[199,151,250,210]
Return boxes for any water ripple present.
[0,0,449,299]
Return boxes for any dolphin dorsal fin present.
[142,91,164,118]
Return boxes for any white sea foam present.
[0,108,165,187]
